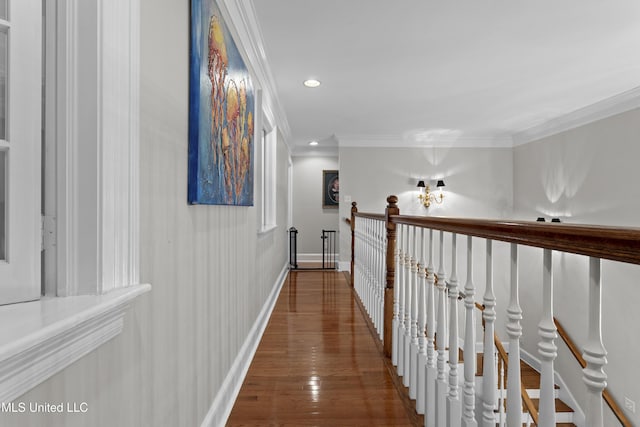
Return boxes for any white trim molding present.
[337,133,513,149]
[217,0,291,144]
[513,86,640,146]
[0,284,151,404]
[52,0,141,296]
[201,264,288,427]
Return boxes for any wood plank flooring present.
[227,270,419,426]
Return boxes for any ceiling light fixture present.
[309,141,318,146]
[303,79,321,88]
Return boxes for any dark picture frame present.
[322,170,339,208]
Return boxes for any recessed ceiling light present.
[303,79,321,88]
[309,141,318,146]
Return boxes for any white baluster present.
[392,221,400,367]
[370,219,376,326]
[403,226,413,386]
[436,230,448,426]
[410,226,420,398]
[481,239,497,427]
[497,357,505,426]
[416,227,427,415]
[425,229,437,427]
[367,218,372,315]
[355,220,361,297]
[376,220,381,336]
[378,219,385,339]
[397,224,406,376]
[447,233,462,426]
[361,219,367,308]
[375,220,381,337]
[506,243,523,426]
[583,257,607,427]
[462,236,477,427]
[538,249,557,427]
[380,219,386,341]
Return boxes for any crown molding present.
[218,0,292,145]
[512,86,640,146]
[337,134,513,148]
[291,145,339,158]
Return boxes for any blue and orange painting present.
[189,0,254,205]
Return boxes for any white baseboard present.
[338,261,350,272]
[200,263,288,427]
[297,253,322,262]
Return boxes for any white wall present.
[339,146,514,265]
[513,107,640,426]
[1,0,289,426]
[291,156,339,256]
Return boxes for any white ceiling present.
[250,0,640,155]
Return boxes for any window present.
[0,0,42,305]
[261,126,277,231]
[0,0,149,405]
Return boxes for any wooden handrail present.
[554,318,586,367]
[555,318,632,427]
[389,214,640,265]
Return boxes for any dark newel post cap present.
[387,195,398,206]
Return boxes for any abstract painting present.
[189,0,255,205]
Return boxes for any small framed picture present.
[322,170,339,208]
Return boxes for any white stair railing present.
[353,215,386,343]
[351,196,636,427]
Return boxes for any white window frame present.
[259,108,277,233]
[0,0,149,404]
[0,0,42,305]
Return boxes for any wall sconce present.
[417,179,445,208]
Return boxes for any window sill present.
[0,284,151,403]
[258,224,277,235]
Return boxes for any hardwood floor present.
[227,270,420,426]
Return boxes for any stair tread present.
[529,398,573,412]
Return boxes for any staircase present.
[464,349,577,426]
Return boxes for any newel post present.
[384,195,399,357]
[350,202,357,287]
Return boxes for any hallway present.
[227,270,420,426]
